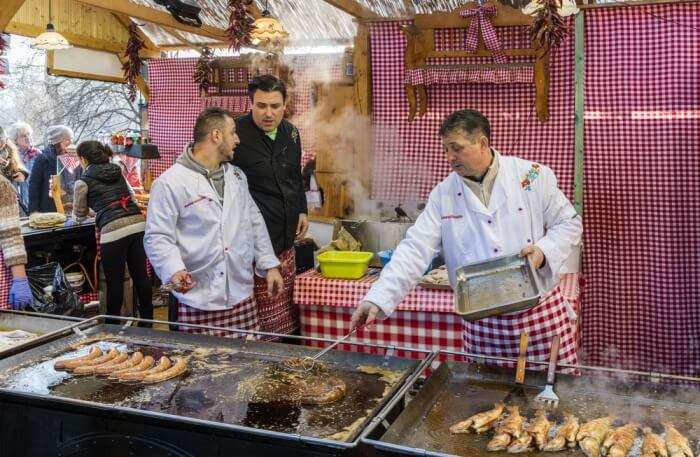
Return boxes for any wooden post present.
[353,23,372,116]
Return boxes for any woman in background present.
[7,122,41,214]
[72,140,152,325]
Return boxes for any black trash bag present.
[26,262,82,316]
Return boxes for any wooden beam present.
[0,0,26,32]
[73,0,228,41]
[320,0,379,19]
[353,23,371,116]
[113,13,159,51]
[6,21,158,58]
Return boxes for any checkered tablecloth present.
[148,54,343,178]
[294,269,462,360]
[581,4,700,377]
[369,20,576,202]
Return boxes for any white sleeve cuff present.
[362,289,396,317]
[254,256,280,277]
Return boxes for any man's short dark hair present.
[439,109,491,142]
[193,107,233,143]
[248,74,287,101]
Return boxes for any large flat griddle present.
[363,359,700,457]
[0,320,429,449]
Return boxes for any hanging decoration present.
[530,0,569,53]
[227,0,254,51]
[122,23,145,102]
[193,47,216,96]
[459,5,507,64]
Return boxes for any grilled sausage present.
[119,356,171,381]
[72,349,122,375]
[94,352,143,375]
[54,346,102,370]
[141,357,187,384]
[109,355,155,380]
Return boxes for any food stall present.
[0,0,698,454]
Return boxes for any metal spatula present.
[534,334,560,409]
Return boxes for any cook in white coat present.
[145,107,284,334]
[352,110,583,363]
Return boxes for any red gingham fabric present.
[202,95,250,115]
[459,6,507,63]
[177,295,258,338]
[293,269,454,313]
[294,269,460,360]
[463,286,579,368]
[405,67,533,85]
[369,20,575,202]
[253,247,297,339]
[57,154,81,174]
[581,4,700,377]
[147,55,343,178]
[300,304,464,361]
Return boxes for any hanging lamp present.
[250,1,288,52]
[32,0,71,50]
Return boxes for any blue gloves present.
[9,277,33,310]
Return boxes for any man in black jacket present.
[232,75,308,338]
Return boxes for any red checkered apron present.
[463,285,579,368]
[177,295,259,338]
[254,248,298,339]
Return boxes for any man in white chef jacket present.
[145,107,284,337]
[352,109,583,365]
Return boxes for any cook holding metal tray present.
[352,109,582,367]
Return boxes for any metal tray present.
[0,316,433,455]
[362,356,700,457]
[454,254,542,321]
[0,310,89,359]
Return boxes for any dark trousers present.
[101,231,153,323]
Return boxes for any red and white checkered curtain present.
[581,3,700,377]
[147,55,343,178]
[369,20,576,201]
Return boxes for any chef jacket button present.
[518,207,523,211]
[527,239,531,243]
[457,192,462,196]
[224,247,229,252]
[220,272,224,276]
[487,220,492,224]
[494,248,499,253]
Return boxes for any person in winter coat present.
[73,140,152,324]
[7,122,41,213]
[29,125,80,214]
[0,173,34,310]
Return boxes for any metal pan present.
[454,254,543,321]
[0,309,94,359]
[363,352,700,457]
[0,315,433,456]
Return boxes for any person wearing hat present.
[28,125,80,213]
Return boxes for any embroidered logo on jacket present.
[291,127,299,144]
[520,163,541,192]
